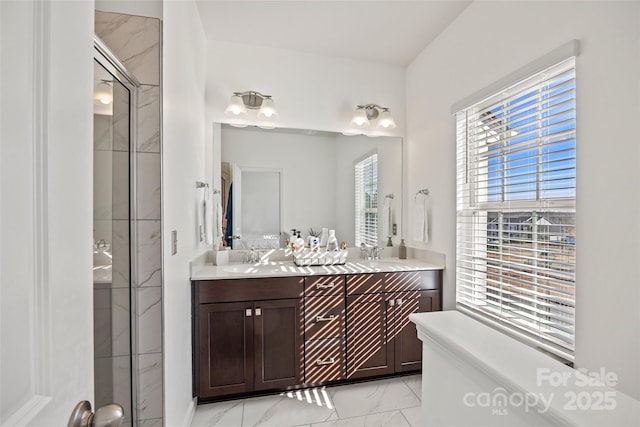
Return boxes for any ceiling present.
[195,1,472,67]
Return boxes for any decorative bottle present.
[399,239,407,259]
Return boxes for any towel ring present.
[415,189,429,201]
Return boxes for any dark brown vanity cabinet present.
[193,269,442,401]
[193,277,304,400]
[303,275,346,384]
[345,270,442,379]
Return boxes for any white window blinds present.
[355,153,378,247]
[455,57,576,361]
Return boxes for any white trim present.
[31,0,52,399]
[451,40,580,114]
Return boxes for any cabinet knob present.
[397,298,403,306]
[388,299,395,307]
[245,308,252,317]
[255,308,262,316]
[316,357,335,366]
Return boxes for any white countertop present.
[190,256,444,281]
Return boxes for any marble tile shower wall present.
[96,10,163,427]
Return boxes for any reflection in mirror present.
[219,125,402,249]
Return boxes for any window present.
[355,153,378,246]
[455,57,576,361]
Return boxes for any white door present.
[231,165,282,250]
[1,1,97,425]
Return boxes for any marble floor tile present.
[402,375,422,401]
[242,392,338,427]
[330,377,421,419]
[191,400,243,427]
[400,406,421,427]
[192,375,424,427]
[312,410,411,427]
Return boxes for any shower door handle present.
[68,401,124,427]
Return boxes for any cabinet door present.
[392,290,441,372]
[346,294,394,379]
[197,302,254,398]
[254,298,303,391]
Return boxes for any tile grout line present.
[404,376,422,402]
[310,408,415,427]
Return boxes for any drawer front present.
[304,338,345,384]
[305,275,345,297]
[384,270,442,293]
[305,295,345,340]
[346,273,384,295]
[195,277,304,303]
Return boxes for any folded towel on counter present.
[413,194,430,243]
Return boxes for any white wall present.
[406,1,640,399]
[162,1,208,425]
[95,0,162,19]
[206,41,406,136]
[221,127,337,244]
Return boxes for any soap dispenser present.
[399,239,407,259]
[326,229,338,252]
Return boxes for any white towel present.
[197,198,204,242]
[413,194,430,243]
[382,198,393,238]
[204,197,214,245]
[215,200,223,243]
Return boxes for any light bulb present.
[257,97,279,119]
[350,108,369,128]
[377,109,396,129]
[95,81,113,105]
[224,94,248,117]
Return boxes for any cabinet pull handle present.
[245,309,252,317]
[315,283,335,290]
[316,357,335,366]
[315,314,337,322]
[255,308,262,316]
[397,298,403,306]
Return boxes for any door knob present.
[68,401,124,427]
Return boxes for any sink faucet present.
[243,247,261,264]
[360,243,383,260]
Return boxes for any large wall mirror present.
[218,124,402,249]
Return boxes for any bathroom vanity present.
[191,256,443,402]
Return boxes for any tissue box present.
[212,250,229,266]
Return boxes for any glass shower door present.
[93,58,133,426]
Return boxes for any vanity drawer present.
[304,338,345,384]
[346,273,384,295]
[305,295,345,340]
[195,277,304,303]
[305,275,345,297]
[384,270,442,292]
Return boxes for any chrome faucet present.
[360,243,383,260]
[243,247,261,264]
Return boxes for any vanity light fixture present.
[349,104,397,131]
[94,80,113,105]
[224,90,279,128]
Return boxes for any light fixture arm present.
[233,90,272,109]
[356,104,390,120]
